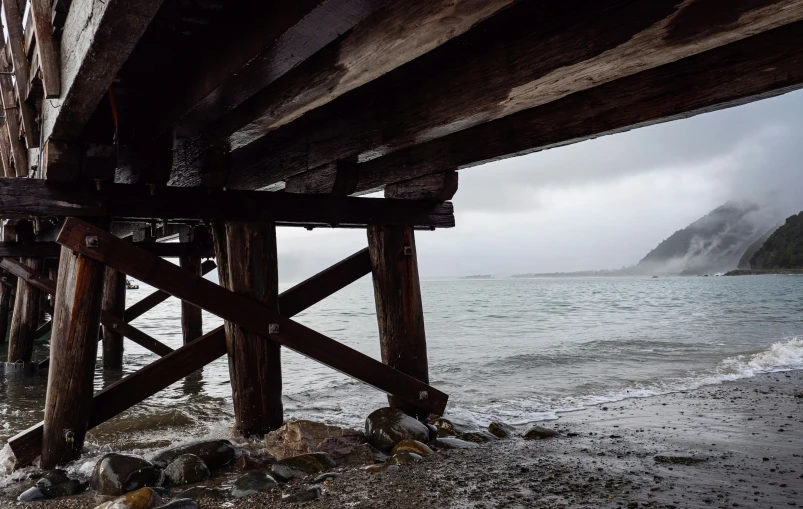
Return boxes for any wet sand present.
[2,370,801,508]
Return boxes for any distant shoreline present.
[724,268,803,276]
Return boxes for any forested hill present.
[749,212,803,269]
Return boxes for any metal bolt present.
[63,429,75,444]
[419,391,429,400]
[403,246,414,256]
[269,323,280,335]
[85,236,99,248]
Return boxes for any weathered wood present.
[6,258,43,364]
[0,243,62,258]
[30,0,61,98]
[285,161,360,195]
[367,225,429,417]
[178,254,202,344]
[100,311,173,357]
[1,257,57,294]
[0,241,212,258]
[41,246,105,469]
[0,179,456,228]
[125,259,217,323]
[0,278,12,343]
[58,218,448,413]
[1,0,38,148]
[217,222,282,436]
[9,244,374,466]
[0,50,28,176]
[221,0,803,190]
[34,319,52,340]
[100,268,125,368]
[0,120,12,177]
[384,171,458,201]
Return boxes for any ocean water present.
[1,274,802,480]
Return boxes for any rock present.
[230,472,281,498]
[163,454,210,486]
[488,421,515,439]
[431,438,478,449]
[364,464,400,474]
[235,451,275,471]
[365,407,429,451]
[271,452,337,481]
[460,430,498,443]
[90,453,158,496]
[159,499,199,509]
[17,487,47,502]
[19,469,84,500]
[152,440,236,470]
[432,417,457,437]
[339,443,388,466]
[282,487,322,503]
[426,424,439,441]
[312,472,341,484]
[391,440,433,457]
[654,455,706,465]
[93,487,163,509]
[523,425,558,440]
[265,420,366,464]
[389,452,422,465]
[174,486,226,500]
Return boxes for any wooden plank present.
[34,319,52,340]
[0,179,456,228]
[0,243,62,258]
[57,218,448,413]
[1,0,38,148]
[100,268,125,368]
[0,120,12,177]
[100,310,173,357]
[124,259,216,322]
[285,160,360,196]
[0,257,57,295]
[0,49,28,176]
[9,244,374,466]
[0,241,211,258]
[30,0,61,98]
[384,171,458,202]
[218,0,803,191]
[0,278,12,343]
[178,255,202,344]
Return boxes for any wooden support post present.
[41,246,106,469]
[367,225,429,418]
[178,254,203,344]
[1,0,38,148]
[29,0,61,98]
[0,278,12,343]
[214,221,283,436]
[101,268,126,368]
[7,258,43,365]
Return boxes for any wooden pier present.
[0,0,802,469]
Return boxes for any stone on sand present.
[163,454,211,485]
[265,420,366,463]
[90,453,157,496]
[488,421,515,438]
[270,452,337,481]
[365,407,429,451]
[431,437,478,449]
[152,440,236,469]
[389,451,423,464]
[93,487,163,509]
[230,472,281,498]
[523,425,558,440]
[282,487,322,502]
[391,439,433,456]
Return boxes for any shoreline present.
[1,370,801,508]
[724,269,803,276]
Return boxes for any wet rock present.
[426,424,439,441]
[654,455,707,465]
[151,486,171,498]
[365,407,429,451]
[235,451,276,471]
[282,487,322,503]
[364,464,400,474]
[488,421,515,439]
[174,486,226,500]
[432,417,457,437]
[460,430,499,443]
[523,425,558,440]
[389,451,422,465]
[230,472,281,498]
[159,499,199,509]
[17,487,47,502]
[152,440,236,470]
[312,472,341,484]
[270,452,337,481]
[163,454,210,486]
[93,487,163,509]
[339,443,388,466]
[265,420,365,463]
[90,453,158,496]
[391,439,433,456]
[18,469,84,501]
[431,437,478,449]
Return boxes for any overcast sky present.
[275,90,803,282]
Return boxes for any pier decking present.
[1,0,802,469]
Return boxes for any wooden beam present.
[384,171,458,202]
[0,243,62,258]
[178,255,202,345]
[100,269,125,368]
[1,0,38,148]
[30,0,61,98]
[9,245,373,466]
[0,241,213,258]
[57,218,448,412]
[285,160,360,196]
[0,257,57,295]
[0,279,12,343]
[0,120,12,178]
[35,319,52,340]
[0,50,28,176]
[0,180,456,228]
[218,0,803,190]
[100,310,173,357]
[125,259,217,322]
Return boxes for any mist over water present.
[1,275,802,481]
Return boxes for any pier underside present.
[1,0,803,468]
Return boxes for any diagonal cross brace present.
[9,245,376,465]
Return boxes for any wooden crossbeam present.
[55,218,447,415]
[100,311,173,357]
[0,179,455,228]
[0,258,57,294]
[1,0,38,148]
[29,0,60,98]
[125,259,217,322]
[0,241,214,258]
[0,42,28,176]
[10,245,374,466]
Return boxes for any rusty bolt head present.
[419,391,429,400]
[403,246,414,256]
[269,323,280,335]
[85,236,99,248]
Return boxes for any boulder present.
[460,430,498,443]
[90,453,157,496]
[152,440,236,470]
[488,421,515,439]
[159,500,199,509]
[339,443,388,466]
[282,487,322,503]
[163,454,211,486]
[270,452,337,481]
[235,451,276,471]
[230,472,281,498]
[391,440,433,457]
[431,417,457,437]
[93,487,163,509]
[389,452,422,465]
[18,470,83,501]
[365,407,429,452]
[523,425,558,440]
[265,420,366,464]
[431,437,478,449]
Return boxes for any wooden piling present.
[178,254,203,344]
[41,247,106,469]
[213,221,283,436]
[367,225,429,418]
[101,268,126,368]
[7,258,43,364]
[0,278,12,343]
